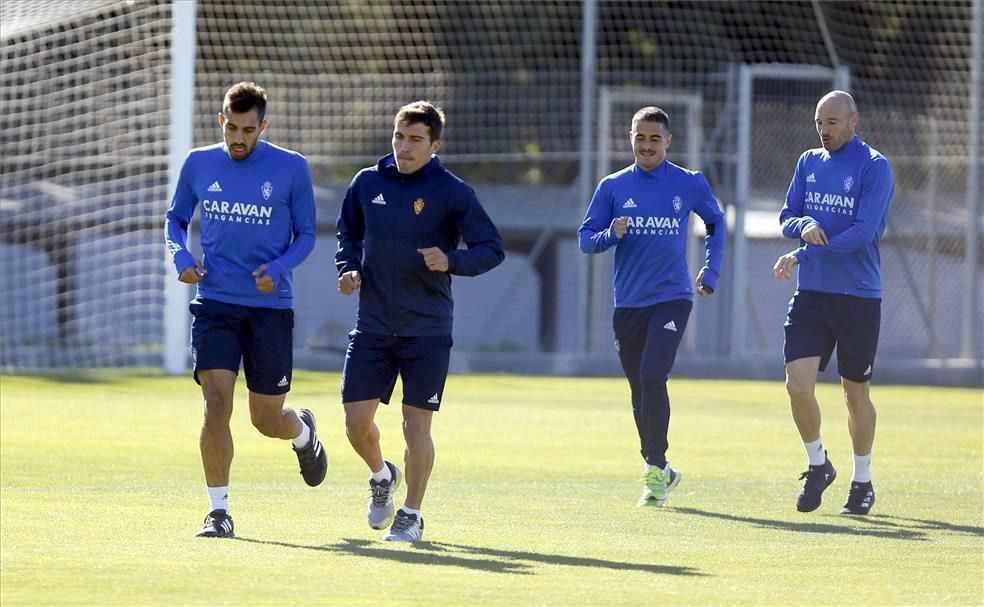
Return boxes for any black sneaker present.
[796,453,837,512]
[840,481,876,515]
[196,509,234,538]
[293,409,327,487]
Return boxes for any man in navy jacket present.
[335,101,504,542]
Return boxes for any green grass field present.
[1,372,981,605]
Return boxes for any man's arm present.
[334,174,365,277]
[795,158,894,263]
[444,185,505,277]
[779,154,820,239]
[577,180,619,254]
[693,174,726,292]
[259,159,317,288]
[164,155,200,277]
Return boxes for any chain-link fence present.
[1,0,980,381]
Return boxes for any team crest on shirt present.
[261,181,273,201]
[672,195,683,214]
[843,176,854,193]
[414,198,425,215]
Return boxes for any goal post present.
[163,0,197,375]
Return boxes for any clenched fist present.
[338,270,362,295]
[417,247,449,272]
[612,216,629,239]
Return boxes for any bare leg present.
[344,399,384,473]
[842,378,876,455]
[248,391,299,439]
[198,369,237,487]
[785,357,823,442]
[402,404,434,510]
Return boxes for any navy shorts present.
[189,298,294,395]
[341,330,452,411]
[783,290,881,382]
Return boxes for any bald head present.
[815,90,858,152]
[817,90,857,115]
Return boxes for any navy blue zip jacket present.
[335,154,504,336]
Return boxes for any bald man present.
[773,91,894,516]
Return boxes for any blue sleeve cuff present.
[605,228,618,246]
[701,267,719,290]
[266,260,285,287]
[172,250,195,275]
[446,250,459,274]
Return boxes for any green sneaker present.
[637,466,681,507]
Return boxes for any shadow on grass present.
[846,514,984,537]
[671,507,928,541]
[420,541,705,576]
[234,537,704,577]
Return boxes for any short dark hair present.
[394,100,445,141]
[223,81,268,122]
[631,106,670,132]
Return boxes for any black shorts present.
[189,298,294,395]
[783,290,880,383]
[341,330,452,411]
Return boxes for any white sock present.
[207,485,229,513]
[371,463,392,483]
[400,505,421,519]
[804,437,826,466]
[853,453,872,483]
[291,420,311,448]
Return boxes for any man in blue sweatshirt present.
[579,106,725,508]
[165,82,326,539]
[336,101,504,542]
[774,90,894,516]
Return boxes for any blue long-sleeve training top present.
[335,154,504,336]
[165,140,317,309]
[578,160,726,308]
[779,136,894,298]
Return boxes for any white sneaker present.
[383,509,424,542]
[367,461,401,530]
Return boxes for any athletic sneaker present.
[367,461,402,530]
[796,453,837,512]
[196,509,234,538]
[383,509,424,542]
[293,408,328,487]
[840,481,876,515]
[637,466,681,507]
